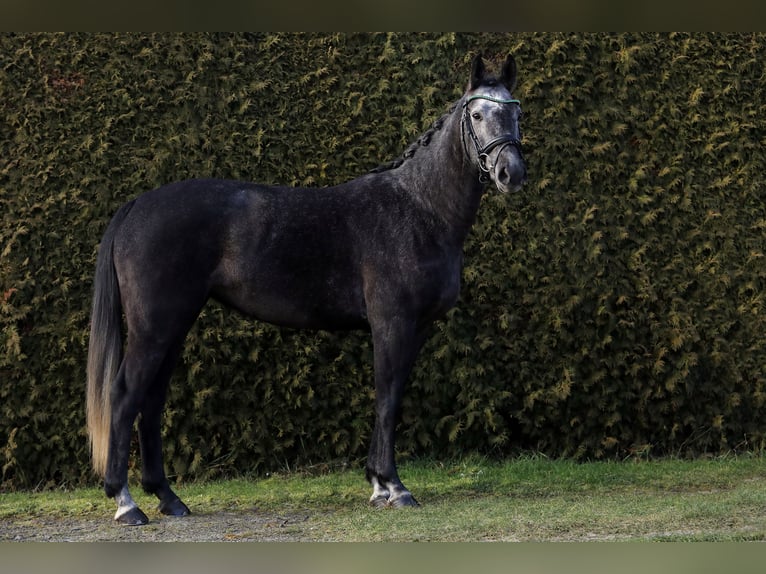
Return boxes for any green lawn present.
[2,455,766,541]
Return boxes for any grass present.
[3,454,766,541]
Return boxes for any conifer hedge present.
[2,33,766,489]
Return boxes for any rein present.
[461,94,523,184]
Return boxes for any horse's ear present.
[469,54,486,90]
[500,54,518,93]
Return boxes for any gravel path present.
[2,509,320,542]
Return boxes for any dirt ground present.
[1,509,321,542]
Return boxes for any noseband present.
[461,94,523,184]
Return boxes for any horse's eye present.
[472,112,482,121]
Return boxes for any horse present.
[86,53,527,525]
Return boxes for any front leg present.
[366,317,427,508]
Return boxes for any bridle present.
[461,94,523,184]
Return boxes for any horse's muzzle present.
[494,145,527,193]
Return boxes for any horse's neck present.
[397,108,484,240]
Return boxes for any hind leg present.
[138,343,190,517]
[104,356,155,525]
[105,340,180,525]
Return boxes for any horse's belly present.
[212,277,368,331]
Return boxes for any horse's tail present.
[86,201,134,477]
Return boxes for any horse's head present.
[462,54,527,193]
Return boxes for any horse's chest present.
[413,252,462,319]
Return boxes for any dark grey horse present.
[87,54,526,525]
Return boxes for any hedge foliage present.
[2,33,766,489]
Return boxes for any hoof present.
[369,495,390,509]
[115,506,149,526]
[159,497,191,517]
[370,492,420,508]
[389,493,419,508]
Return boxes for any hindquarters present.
[94,184,232,521]
[87,185,218,481]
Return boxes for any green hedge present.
[2,33,766,489]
